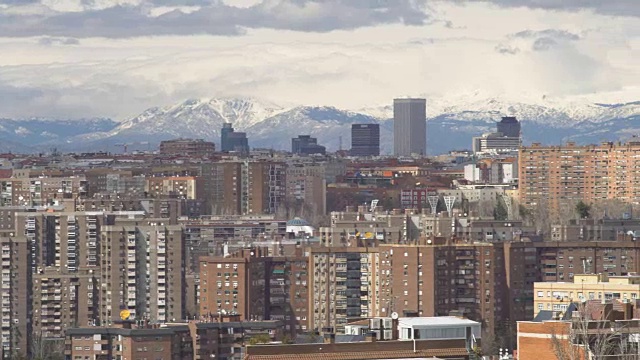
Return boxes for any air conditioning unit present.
[369,318,381,329]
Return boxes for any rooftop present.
[398,316,480,327]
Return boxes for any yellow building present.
[533,273,640,317]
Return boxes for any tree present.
[493,197,508,221]
[248,333,272,345]
[551,302,635,360]
[575,201,591,219]
[30,331,65,360]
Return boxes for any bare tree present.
[30,331,65,360]
[551,302,637,360]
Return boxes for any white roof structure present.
[398,316,479,327]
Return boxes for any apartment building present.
[64,317,284,360]
[0,175,88,206]
[240,161,286,215]
[320,207,411,245]
[375,241,538,339]
[199,248,309,335]
[533,273,640,317]
[100,218,184,325]
[32,269,98,338]
[519,141,640,212]
[64,321,194,360]
[535,241,640,282]
[146,176,204,200]
[308,247,380,334]
[550,218,640,242]
[204,161,286,215]
[285,164,327,215]
[0,237,29,359]
[159,138,216,158]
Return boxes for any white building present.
[398,317,481,341]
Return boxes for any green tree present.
[575,201,591,219]
[493,197,508,221]
[248,334,271,345]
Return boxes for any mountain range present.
[2,97,640,155]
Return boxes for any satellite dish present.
[391,312,399,319]
[120,309,131,320]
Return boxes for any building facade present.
[351,124,380,157]
[519,141,640,212]
[393,98,427,157]
[159,139,216,158]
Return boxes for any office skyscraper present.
[393,98,426,156]
[220,123,249,154]
[497,116,521,138]
[350,124,380,156]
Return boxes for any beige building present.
[0,236,29,358]
[100,218,184,325]
[519,141,640,213]
[308,246,380,334]
[533,273,640,317]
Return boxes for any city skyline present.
[0,1,638,120]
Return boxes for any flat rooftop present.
[398,316,479,327]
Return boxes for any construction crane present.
[115,141,152,154]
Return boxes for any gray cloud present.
[38,36,80,45]
[473,0,640,17]
[512,29,580,41]
[532,37,557,51]
[494,43,519,55]
[0,0,430,38]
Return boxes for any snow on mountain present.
[3,95,640,155]
[76,97,286,142]
[247,106,384,151]
[357,95,640,127]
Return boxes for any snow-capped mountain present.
[246,106,386,152]
[2,96,640,155]
[358,96,640,126]
[78,97,285,142]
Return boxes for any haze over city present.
[0,0,639,119]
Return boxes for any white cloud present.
[0,1,638,119]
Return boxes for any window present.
[537,291,543,297]
[538,304,544,310]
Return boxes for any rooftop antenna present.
[427,196,439,215]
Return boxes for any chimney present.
[365,331,377,343]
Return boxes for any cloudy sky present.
[0,0,639,119]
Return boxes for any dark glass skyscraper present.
[497,116,521,138]
[350,124,380,156]
[220,123,249,154]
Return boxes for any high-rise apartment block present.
[100,218,184,325]
[0,237,29,357]
[351,124,380,157]
[206,161,286,215]
[308,247,379,334]
[393,98,426,156]
[199,247,309,335]
[519,141,640,212]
